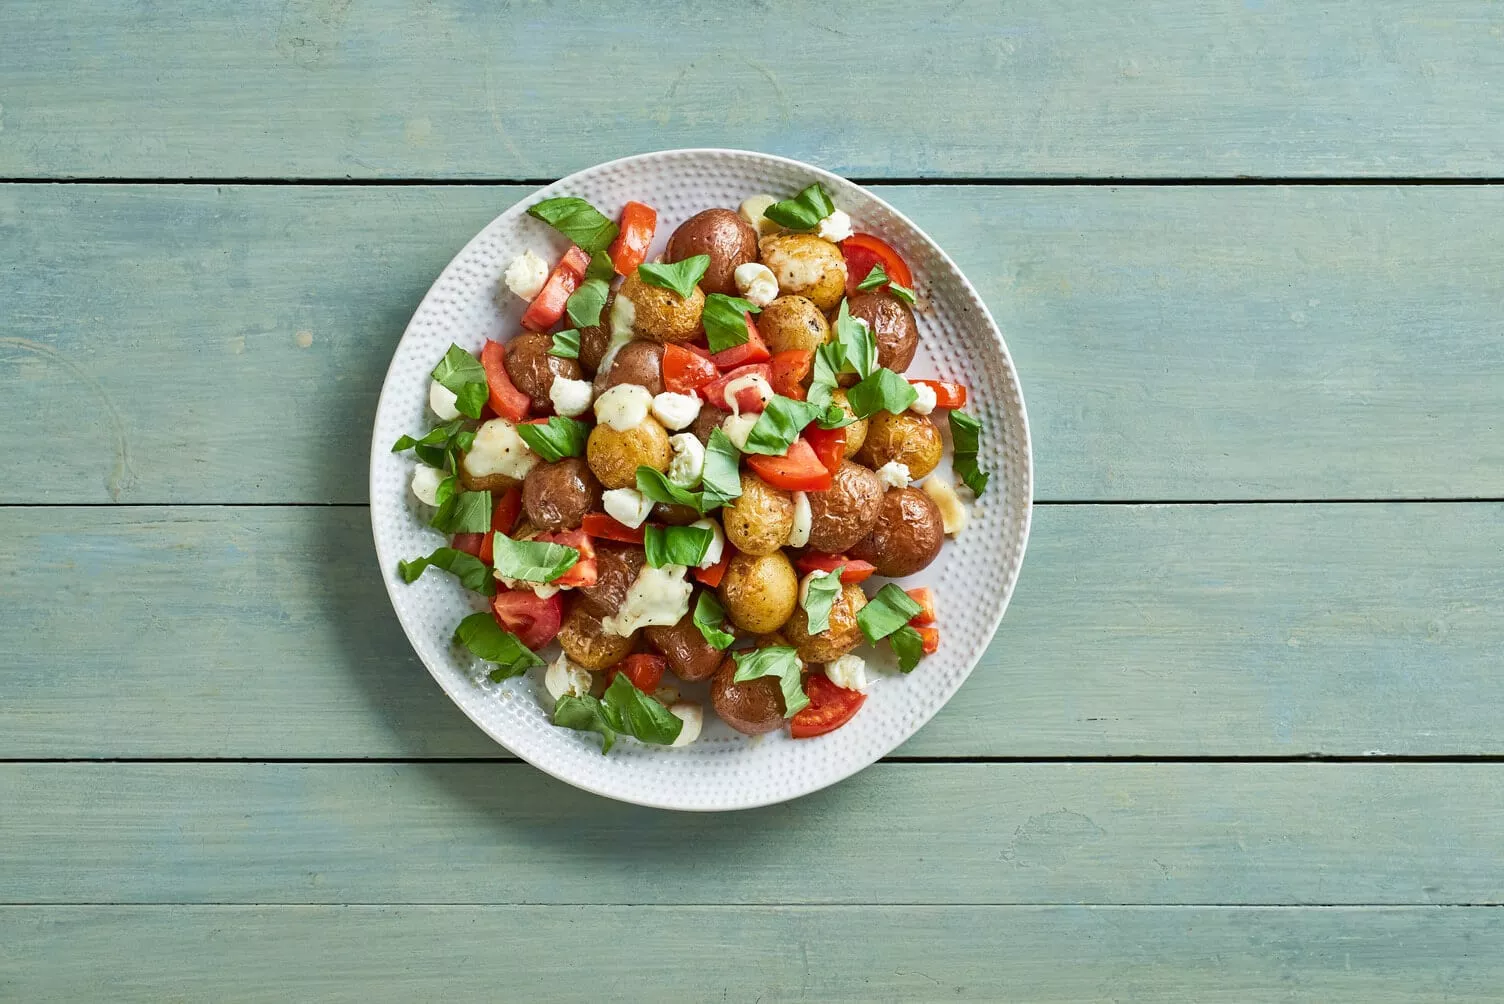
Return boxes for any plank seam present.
[3,499,1503,509]
[8,177,1504,187]
[3,902,1503,909]
[9,756,1504,765]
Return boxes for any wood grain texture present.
[4,906,1503,1002]
[6,762,1504,905]
[4,2,1504,179]
[6,503,1502,759]
[5,184,1503,503]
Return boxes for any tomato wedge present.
[840,233,913,295]
[790,673,867,739]
[607,201,657,275]
[746,438,833,491]
[795,553,876,583]
[521,245,591,331]
[479,488,524,564]
[479,340,531,423]
[803,424,846,476]
[451,532,485,558]
[699,362,773,413]
[910,379,967,410]
[491,590,564,650]
[917,625,940,655]
[710,313,771,369]
[534,529,599,589]
[769,349,813,400]
[661,342,720,395]
[905,587,937,626]
[581,512,647,544]
[692,545,735,588]
[607,653,666,693]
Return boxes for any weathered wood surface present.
[5,2,1504,180]
[4,905,1501,1003]
[5,183,1503,504]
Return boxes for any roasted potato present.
[846,290,918,373]
[854,411,943,479]
[594,339,665,396]
[460,418,537,493]
[644,603,724,682]
[576,288,615,374]
[522,457,601,532]
[690,405,730,446]
[720,472,795,556]
[784,581,867,664]
[849,487,945,578]
[710,654,786,735]
[666,208,759,296]
[586,416,672,490]
[828,389,867,458]
[651,501,702,526]
[759,233,847,311]
[806,461,884,553]
[618,270,704,343]
[505,330,582,414]
[578,545,646,619]
[557,602,636,670]
[718,550,798,634]
[757,294,830,355]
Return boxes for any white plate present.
[370,150,1031,811]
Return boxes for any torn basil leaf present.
[890,624,925,673]
[638,256,710,299]
[397,547,496,594]
[554,673,683,754]
[491,533,579,583]
[742,395,825,456]
[699,429,744,510]
[553,694,618,754]
[702,293,760,353]
[732,646,809,717]
[636,465,704,513]
[566,276,610,328]
[430,489,493,534]
[515,416,589,463]
[430,344,490,420]
[527,197,619,254]
[549,329,581,359]
[887,281,917,305]
[692,591,735,650]
[858,263,890,291]
[801,566,844,635]
[392,419,475,472]
[644,524,714,569]
[846,367,919,419]
[832,299,878,378]
[948,410,992,497]
[453,612,544,679]
[856,583,924,644]
[763,182,836,232]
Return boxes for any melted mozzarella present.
[503,250,549,300]
[602,487,653,529]
[651,391,702,430]
[787,490,812,547]
[667,433,706,488]
[549,376,594,417]
[463,418,539,482]
[923,474,970,535]
[690,518,725,569]
[669,702,704,746]
[723,373,774,414]
[734,262,780,307]
[815,209,854,243]
[720,412,758,451]
[428,380,461,421]
[410,464,444,507]
[825,653,868,693]
[738,194,782,237]
[544,652,593,701]
[601,564,693,637]
[594,383,653,432]
[596,294,637,375]
[910,382,938,415]
[876,461,911,488]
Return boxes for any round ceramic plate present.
[370,149,1031,811]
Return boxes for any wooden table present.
[4,4,1503,1000]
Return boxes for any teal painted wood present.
[5,762,1504,905]
[4,906,1501,1003]
[5,184,1503,503]
[4,3,1504,179]
[6,503,1502,759]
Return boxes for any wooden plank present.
[6,503,1502,759]
[4,185,1503,503]
[4,906,1501,1003]
[4,762,1504,905]
[4,3,1503,179]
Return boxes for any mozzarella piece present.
[876,461,911,488]
[825,653,869,693]
[720,412,758,452]
[723,373,774,414]
[594,383,653,432]
[428,380,461,421]
[602,487,654,529]
[597,294,637,375]
[733,262,780,307]
[653,685,681,707]
[549,376,594,417]
[544,652,593,701]
[410,464,444,507]
[690,518,725,569]
[667,433,706,488]
[738,194,782,238]
[815,208,854,243]
[923,474,970,535]
[602,564,693,636]
[504,249,549,300]
[651,391,702,430]
[910,382,938,415]
[787,490,812,547]
[669,702,704,747]
[463,418,539,483]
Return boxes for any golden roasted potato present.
[618,270,704,343]
[557,603,636,670]
[855,410,943,479]
[586,417,672,490]
[829,389,867,458]
[718,550,798,634]
[784,581,867,664]
[757,294,830,355]
[759,233,847,311]
[720,472,795,556]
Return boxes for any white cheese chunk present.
[597,294,637,375]
[910,382,938,415]
[544,652,593,701]
[504,249,549,300]
[787,490,812,547]
[876,461,911,489]
[733,262,780,307]
[815,208,854,243]
[690,518,725,570]
[825,653,869,693]
[549,376,594,417]
[651,391,702,430]
[428,380,461,421]
[462,418,539,483]
[669,702,704,747]
[720,412,758,452]
[602,487,654,529]
[602,564,693,637]
[594,383,653,432]
[923,474,970,535]
[738,194,782,238]
[410,464,444,507]
[667,433,706,488]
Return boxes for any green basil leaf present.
[397,547,496,594]
[602,673,684,746]
[527,197,619,254]
[732,646,809,717]
[857,263,890,291]
[430,489,492,533]
[763,182,836,232]
[433,474,456,509]
[742,395,825,456]
[644,525,714,569]
[702,293,760,353]
[890,624,925,673]
[857,583,924,644]
[566,276,610,328]
[949,410,992,497]
[801,566,844,635]
[554,694,618,754]
[585,249,615,282]
[393,419,474,473]
[491,533,579,583]
[637,256,710,299]
[429,344,489,420]
[846,367,919,419]
[692,591,735,650]
[833,299,878,378]
[636,465,704,513]
[514,416,589,463]
[453,612,544,679]
[549,329,581,359]
[699,429,744,510]
[888,281,917,305]
[806,341,843,411]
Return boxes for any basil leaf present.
[699,429,744,510]
[430,344,489,420]
[433,474,456,509]
[453,612,544,680]
[636,465,704,513]
[949,410,992,497]
[857,263,890,291]
[393,419,475,473]
[585,249,615,282]
[890,624,925,673]
[644,525,713,569]
[554,694,618,754]
[846,368,919,419]
[806,341,843,410]
[888,281,917,305]
[602,673,683,746]
[801,567,844,635]
[857,583,924,644]
[491,533,579,583]
[566,276,611,328]
[732,646,809,717]
[638,256,710,299]
[833,299,878,378]
[527,197,619,254]
[515,416,589,463]
[549,329,581,359]
[743,395,825,456]
[692,591,735,650]
[430,489,492,533]
[397,547,496,594]
[702,293,760,353]
[763,182,836,232]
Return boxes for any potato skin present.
[710,655,786,735]
[586,417,672,490]
[618,271,705,343]
[666,208,758,296]
[854,411,944,479]
[594,339,664,396]
[848,487,945,578]
[651,501,701,526]
[806,461,884,553]
[690,405,730,446]
[522,457,601,532]
[718,550,798,634]
[459,468,520,494]
[846,290,918,373]
[644,605,724,682]
[557,602,636,670]
[829,389,867,458]
[505,330,582,413]
[758,295,831,355]
[721,472,794,556]
[784,581,867,664]
[576,288,614,374]
[578,545,645,619]
[759,234,847,311]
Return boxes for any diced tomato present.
[803,424,846,476]
[607,201,657,276]
[479,340,531,423]
[581,512,647,544]
[917,625,940,655]
[480,488,524,563]
[692,545,735,588]
[790,673,867,739]
[451,532,485,558]
[746,438,833,491]
[795,552,877,584]
[534,529,598,589]
[710,313,771,369]
[491,590,564,650]
[661,342,720,395]
[840,233,914,296]
[910,379,967,410]
[905,587,937,626]
[521,245,591,331]
[770,349,813,401]
[607,653,666,693]
[683,342,713,360]
[699,363,773,413]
